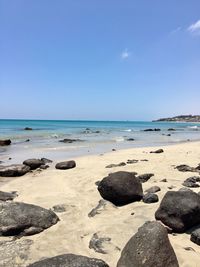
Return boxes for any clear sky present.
[0,0,200,120]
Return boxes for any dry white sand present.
[0,141,200,267]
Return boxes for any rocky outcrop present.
[0,139,11,146]
[155,191,200,232]
[153,115,200,122]
[117,221,179,267]
[0,202,59,236]
[55,160,76,170]
[143,128,161,131]
[24,127,33,130]
[0,164,30,177]
[98,171,143,206]
[27,254,109,267]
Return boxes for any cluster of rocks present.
[0,158,52,177]
[59,138,83,143]
[182,176,200,188]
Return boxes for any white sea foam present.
[188,126,199,130]
[124,129,132,132]
[114,137,125,142]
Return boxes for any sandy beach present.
[0,141,200,266]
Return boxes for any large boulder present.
[55,160,76,170]
[0,164,30,177]
[23,159,44,170]
[27,254,109,267]
[0,202,59,236]
[98,171,143,206]
[0,139,11,146]
[117,221,179,267]
[155,191,200,232]
[190,229,200,246]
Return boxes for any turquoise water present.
[0,119,200,163]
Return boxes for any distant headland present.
[153,115,200,122]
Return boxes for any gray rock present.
[143,193,159,203]
[24,127,33,130]
[155,191,200,232]
[145,186,161,193]
[27,254,109,267]
[88,200,107,217]
[190,229,200,246]
[55,160,76,170]
[59,138,82,143]
[127,159,138,164]
[0,139,11,146]
[41,158,53,164]
[39,165,49,170]
[117,221,179,267]
[23,159,44,170]
[150,149,164,154]
[175,164,197,172]
[0,239,33,267]
[105,162,126,168]
[0,164,30,177]
[178,187,193,192]
[0,202,59,236]
[182,176,200,188]
[89,233,111,254]
[0,191,18,201]
[52,204,67,213]
[137,173,154,183]
[98,171,143,206]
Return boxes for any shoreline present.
[0,141,200,266]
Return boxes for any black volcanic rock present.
[0,202,59,236]
[27,254,109,267]
[117,221,179,267]
[98,171,143,206]
[24,127,33,130]
[55,160,76,170]
[155,190,200,232]
[150,149,164,154]
[0,140,11,146]
[0,164,30,177]
[23,159,44,170]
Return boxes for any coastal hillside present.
[153,115,200,122]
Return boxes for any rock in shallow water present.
[55,160,76,170]
[98,171,143,206]
[0,202,59,236]
[0,164,30,177]
[117,221,179,267]
[27,254,109,267]
[155,190,200,232]
[0,139,11,146]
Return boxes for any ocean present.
[0,119,200,164]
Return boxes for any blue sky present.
[0,0,200,120]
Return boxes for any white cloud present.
[188,20,200,35]
[170,27,181,35]
[121,49,131,60]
